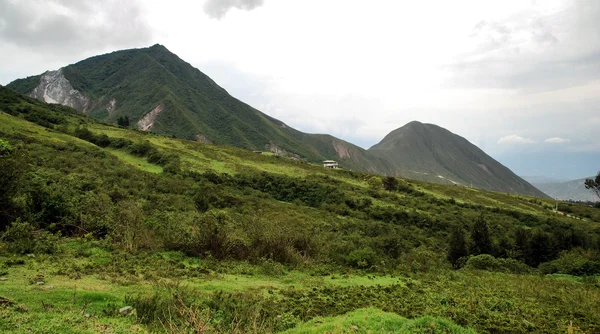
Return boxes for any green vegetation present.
[283,308,476,333]
[585,171,600,199]
[7,45,543,197]
[6,45,382,175]
[1,86,600,333]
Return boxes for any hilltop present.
[369,121,547,197]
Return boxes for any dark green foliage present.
[539,248,600,276]
[1,220,60,254]
[117,116,130,127]
[524,229,554,267]
[448,228,469,268]
[464,254,532,274]
[346,247,378,268]
[74,126,95,141]
[470,215,492,255]
[382,176,399,191]
[0,140,25,230]
[585,171,600,199]
[4,75,41,95]
[232,172,346,208]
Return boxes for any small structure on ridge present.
[323,160,339,169]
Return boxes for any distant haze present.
[1,0,599,180]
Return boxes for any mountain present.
[7,45,543,197]
[7,44,385,173]
[521,175,567,184]
[531,177,598,202]
[368,121,548,197]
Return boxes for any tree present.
[471,215,492,255]
[524,228,553,267]
[117,116,130,127]
[382,176,399,191]
[447,227,469,268]
[0,139,25,230]
[584,171,600,200]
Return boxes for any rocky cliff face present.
[29,69,90,111]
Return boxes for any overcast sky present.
[0,0,599,179]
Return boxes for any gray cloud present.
[0,0,153,54]
[203,0,264,19]
[446,0,600,92]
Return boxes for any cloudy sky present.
[1,0,599,180]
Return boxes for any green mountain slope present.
[7,45,543,196]
[369,121,548,198]
[7,44,382,172]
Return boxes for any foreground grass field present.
[2,240,600,333]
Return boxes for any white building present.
[323,160,339,169]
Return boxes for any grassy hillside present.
[8,45,547,197]
[7,45,384,174]
[1,86,600,333]
[369,121,548,198]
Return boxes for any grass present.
[283,308,476,334]
[3,240,600,333]
[104,148,163,174]
[0,265,144,333]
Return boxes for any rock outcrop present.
[137,104,164,131]
[29,69,90,111]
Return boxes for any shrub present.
[346,247,378,268]
[464,254,532,274]
[382,176,399,191]
[367,176,382,189]
[92,134,111,148]
[128,141,154,156]
[1,220,60,254]
[538,248,600,276]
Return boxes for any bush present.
[367,176,382,189]
[346,247,378,268]
[464,254,532,274]
[129,141,153,156]
[1,220,61,254]
[382,176,399,191]
[538,249,600,276]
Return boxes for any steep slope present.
[7,44,382,171]
[532,177,598,202]
[369,121,548,197]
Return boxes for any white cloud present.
[203,0,264,19]
[498,134,535,144]
[545,137,570,143]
